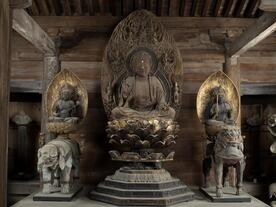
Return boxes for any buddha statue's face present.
[60,86,74,101]
[131,51,152,77]
[212,87,226,104]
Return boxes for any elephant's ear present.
[59,147,66,170]
[37,148,42,172]
[66,156,73,168]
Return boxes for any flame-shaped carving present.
[45,69,88,134]
[196,71,240,124]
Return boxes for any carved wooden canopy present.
[196,71,240,123]
[101,10,182,117]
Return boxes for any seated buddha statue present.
[111,50,175,120]
[48,84,80,123]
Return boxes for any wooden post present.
[223,55,240,94]
[0,0,11,206]
[223,54,241,187]
[41,54,61,144]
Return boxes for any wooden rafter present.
[122,0,133,16]
[61,0,72,15]
[36,0,50,16]
[246,0,260,17]
[47,0,57,15]
[169,0,179,16]
[30,0,39,15]
[180,0,190,16]
[73,0,82,15]
[235,0,250,17]
[135,0,144,10]
[191,0,199,16]
[84,0,94,15]
[214,0,225,17]
[110,0,121,16]
[224,0,238,17]
[12,9,56,55]
[146,0,157,14]
[202,0,211,16]
[227,12,276,57]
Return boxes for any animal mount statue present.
[90,10,194,206]
[35,69,88,201]
[197,71,247,201]
[37,138,81,194]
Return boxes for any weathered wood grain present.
[259,0,276,11]
[0,0,11,206]
[12,9,56,55]
[10,0,32,8]
[227,12,276,57]
[41,55,60,143]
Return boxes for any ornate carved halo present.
[126,47,158,75]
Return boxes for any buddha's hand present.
[157,104,169,111]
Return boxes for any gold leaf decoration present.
[196,71,240,123]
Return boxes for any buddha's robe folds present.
[111,76,175,120]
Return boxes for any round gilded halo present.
[126,47,158,75]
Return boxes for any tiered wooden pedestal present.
[90,167,194,206]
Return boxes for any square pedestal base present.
[33,185,82,202]
[200,187,251,202]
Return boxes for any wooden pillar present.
[0,0,11,206]
[223,55,241,187]
[223,55,241,124]
[41,54,60,144]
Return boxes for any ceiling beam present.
[10,0,32,8]
[226,12,276,58]
[12,9,56,55]
[259,0,276,12]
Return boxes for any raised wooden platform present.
[12,187,270,207]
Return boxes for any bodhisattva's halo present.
[126,47,158,75]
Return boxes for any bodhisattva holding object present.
[48,84,81,124]
[197,71,246,200]
[111,50,175,120]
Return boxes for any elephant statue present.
[37,138,81,194]
[203,120,246,198]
